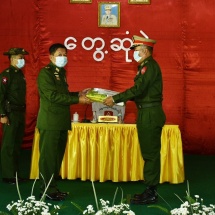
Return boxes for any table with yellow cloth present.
[30,123,184,183]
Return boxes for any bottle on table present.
[92,111,97,123]
[117,110,122,124]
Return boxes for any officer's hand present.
[79,88,91,96]
[103,96,114,107]
[0,116,10,125]
[79,95,92,104]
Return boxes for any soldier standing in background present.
[0,48,29,184]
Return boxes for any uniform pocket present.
[149,106,166,127]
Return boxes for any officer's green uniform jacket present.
[113,55,166,187]
[0,66,26,113]
[37,62,80,193]
[36,62,79,130]
[113,56,163,108]
[0,65,26,178]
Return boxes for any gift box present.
[86,89,107,103]
[86,88,124,106]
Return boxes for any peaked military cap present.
[105,5,112,10]
[3,48,29,56]
[130,35,156,49]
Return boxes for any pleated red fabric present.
[0,0,215,154]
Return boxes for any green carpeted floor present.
[0,149,215,214]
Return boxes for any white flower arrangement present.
[170,193,215,215]
[6,196,60,215]
[1,174,61,215]
[82,199,135,215]
[71,181,135,215]
[149,181,215,215]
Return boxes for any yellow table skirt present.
[30,123,184,183]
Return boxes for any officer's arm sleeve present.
[0,74,8,114]
[69,92,79,97]
[113,65,156,103]
[37,69,79,105]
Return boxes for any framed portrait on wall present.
[98,2,120,27]
[70,0,92,3]
[128,0,150,4]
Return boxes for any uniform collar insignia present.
[141,60,148,67]
[54,71,60,80]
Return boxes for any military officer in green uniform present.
[36,43,91,201]
[0,48,29,184]
[104,35,166,204]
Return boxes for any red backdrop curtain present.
[0,0,215,154]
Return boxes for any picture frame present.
[70,0,92,3]
[98,2,120,27]
[128,0,150,4]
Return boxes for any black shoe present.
[2,177,28,184]
[40,192,65,201]
[57,189,69,196]
[130,196,158,205]
[131,187,158,205]
[17,177,29,182]
[2,178,16,185]
[133,186,157,199]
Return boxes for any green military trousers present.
[1,111,25,178]
[136,105,166,187]
[38,129,68,194]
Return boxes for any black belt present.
[137,102,161,109]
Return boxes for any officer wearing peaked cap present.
[104,35,166,204]
[130,35,157,49]
[0,47,29,184]
[3,48,29,56]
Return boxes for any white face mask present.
[133,51,142,62]
[16,59,25,69]
[55,56,68,68]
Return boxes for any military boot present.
[130,186,158,205]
